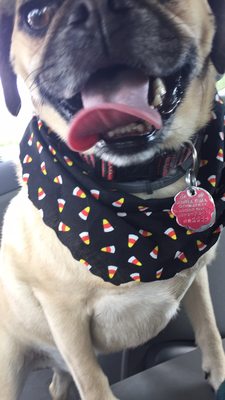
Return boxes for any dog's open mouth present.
[49,65,189,153]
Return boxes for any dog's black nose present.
[67,0,133,54]
[68,0,132,26]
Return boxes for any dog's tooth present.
[136,124,145,133]
[151,78,167,108]
[107,130,115,138]
[153,78,167,97]
[153,93,163,108]
[144,122,152,132]
[121,127,128,134]
[130,123,138,131]
[105,121,150,139]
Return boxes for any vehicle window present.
[217,75,225,99]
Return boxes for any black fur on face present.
[35,0,196,103]
[1,0,225,117]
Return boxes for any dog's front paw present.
[203,355,225,392]
[216,380,225,400]
[204,368,225,392]
[49,370,72,400]
[202,349,225,390]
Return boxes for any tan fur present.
[0,1,225,399]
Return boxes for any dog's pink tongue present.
[67,70,162,152]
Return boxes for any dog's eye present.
[26,6,55,31]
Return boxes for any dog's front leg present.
[49,368,73,400]
[35,290,119,400]
[183,266,225,390]
[0,328,28,400]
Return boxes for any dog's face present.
[1,0,225,166]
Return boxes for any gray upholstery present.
[121,230,225,378]
[112,342,225,400]
[0,161,19,195]
[0,161,225,398]
[0,161,20,240]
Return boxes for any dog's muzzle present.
[67,65,189,153]
[34,0,195,156]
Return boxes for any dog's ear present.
[0,9,21,115]
[208,0,225,74]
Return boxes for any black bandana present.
[20,99,225,285]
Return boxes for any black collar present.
[80,137,202,194]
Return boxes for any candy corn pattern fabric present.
[19,100,225,285]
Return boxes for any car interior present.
[1,159,225,399]
[1,3,225,392]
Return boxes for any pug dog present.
[1,0,225,399]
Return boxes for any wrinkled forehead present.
[14,0,206,11]
[16,0,59,8]
[16,0,66,6]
